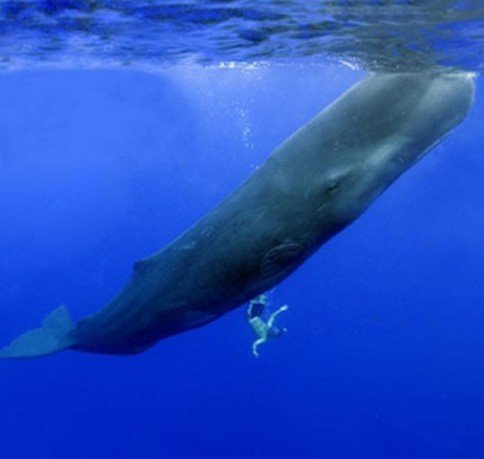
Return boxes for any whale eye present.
[322,168,355,199]
[323,180,340,197]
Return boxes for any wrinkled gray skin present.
[0,72,475,359]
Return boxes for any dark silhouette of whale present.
[0,72,475,359]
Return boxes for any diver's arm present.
[267,305,289,329]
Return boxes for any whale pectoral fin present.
[260,242,307,279]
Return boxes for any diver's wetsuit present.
[247,295,288,357]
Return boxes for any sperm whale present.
[0,72,474,359]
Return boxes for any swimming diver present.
[246,294,288,358]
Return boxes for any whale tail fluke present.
[0,305,74,359]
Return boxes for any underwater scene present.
[0,1,483,458]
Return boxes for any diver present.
[246,294,288,358]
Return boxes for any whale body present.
[0,72,475,359]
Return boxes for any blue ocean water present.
[0,2,483,459]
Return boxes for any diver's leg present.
[252,338,266,358]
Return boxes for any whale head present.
[303,73,475,227]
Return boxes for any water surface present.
[0,0,483,71]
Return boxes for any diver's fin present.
[0,305,74,359]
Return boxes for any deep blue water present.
[0,65,482,458]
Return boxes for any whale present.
[0,72,475,359]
